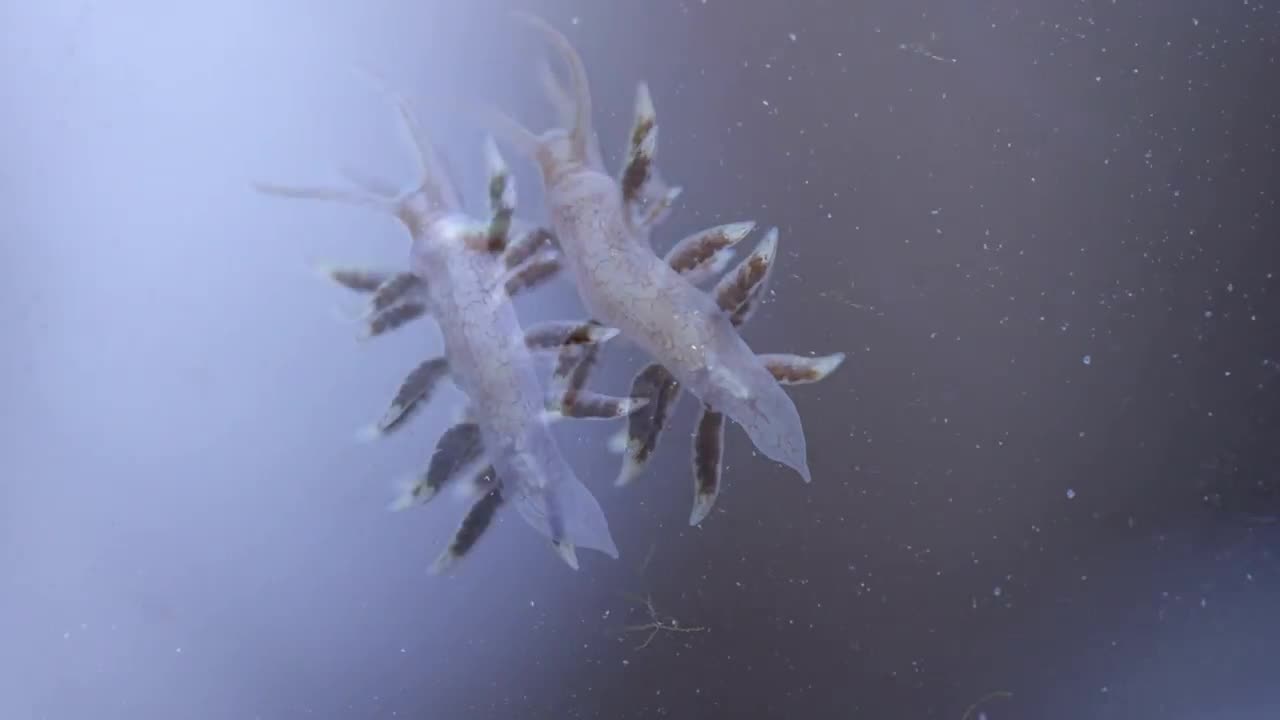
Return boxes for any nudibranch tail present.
[724,380,812,484]
[502,440,620,560]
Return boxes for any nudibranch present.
[486,15,845,525]
[255,73,647,570]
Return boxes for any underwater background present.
[3,0,1277,718]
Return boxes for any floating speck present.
[1066,488,1076,500]
[1082,354,1092,366]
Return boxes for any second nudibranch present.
[255,77,644,571]
[488,14,846,516]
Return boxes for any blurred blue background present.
[3,1,1277,718]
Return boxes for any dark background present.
[4,0,1277,718]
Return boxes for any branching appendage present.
[623,595,707,650]
[960,690,1012,720]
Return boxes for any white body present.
[412,215,618,556]
[545,173,811,481]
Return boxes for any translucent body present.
[545,176,811,482]
[412,215,619,556]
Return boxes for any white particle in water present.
[1082,354,1092,365]
[1066,488,1076,499]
